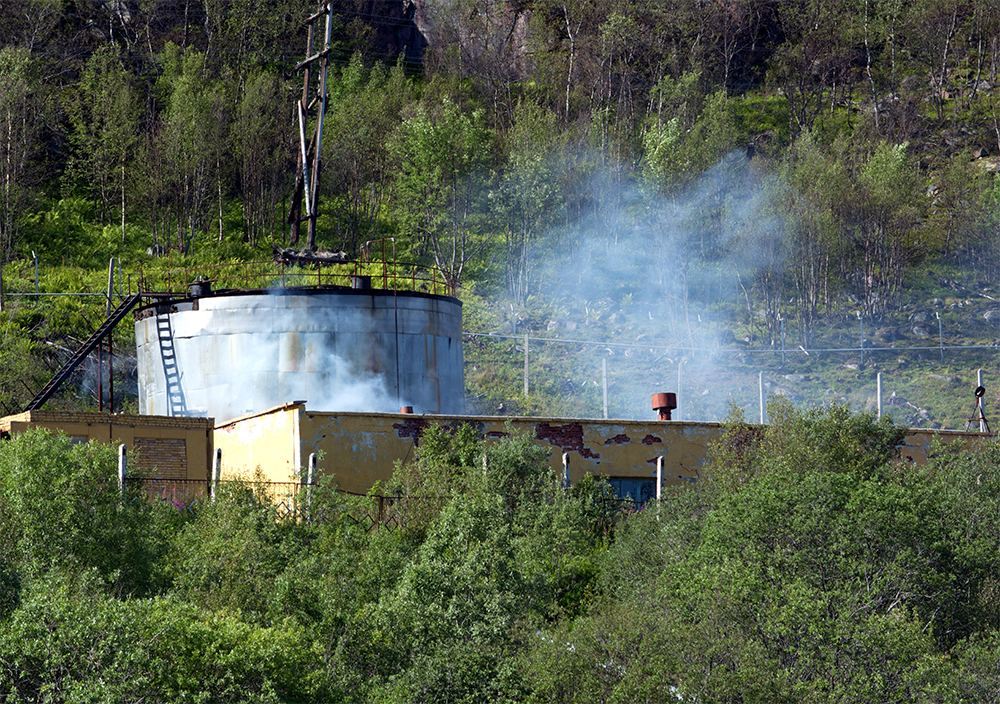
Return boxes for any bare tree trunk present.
[217,155,223,242]
[563,5,577,122]
[121,158,126,245]
[864,0,880,133]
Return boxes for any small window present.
[606,477,656,506]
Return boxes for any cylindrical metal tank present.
[134,287,463,421]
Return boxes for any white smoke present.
[187,292,408,421]
[512,150,791,421]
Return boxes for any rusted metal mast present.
[288,3,333,250]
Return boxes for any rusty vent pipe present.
[652,392,677,421]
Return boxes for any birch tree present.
[68,45,141,243]
[0,47,49,258]
[390,99,495,286]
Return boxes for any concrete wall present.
[3,408,987,494]
[214,405,717,494]
[213,403,302,482]
[0,411,214,480]
[213,406,995,495]
[299,410,719,493]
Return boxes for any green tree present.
[232,68,291,246]
[850,140,923,316]
[164,476,310,621]
[390,98,495,285]
[491,101,563,305]
[526,403,976,703]
[149,45,232,251]
[778,132,850,346]
[323,55,414,256]
[770,0,863,137]
[337,424,613,701]
[0,47,50,258]
[0,575,326,703]
[643,89,742,197]
[0,429,159,596]
[67,45,141,243]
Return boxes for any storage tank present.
[133,284,463,421]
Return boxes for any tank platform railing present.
[136,258,458,298]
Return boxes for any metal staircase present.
[25,293,144,411]
[155,313,187,415]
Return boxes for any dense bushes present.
[5,413,1000,701]
[525,401,1000,702]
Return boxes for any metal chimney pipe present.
[651,392,677,421]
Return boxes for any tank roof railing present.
[136,258,458,298]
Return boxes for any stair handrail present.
[24,293,144,412]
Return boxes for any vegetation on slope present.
[4,404,1000,701]
[0,1,999,425]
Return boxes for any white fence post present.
[118,444,127,497]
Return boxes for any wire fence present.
[467,331,1000,429]
[125,477,646,530]
[3,253,997,428]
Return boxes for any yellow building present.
[1,407,989,501]
[212,403,991,497]
[214,403,717,495]
[0,410,214,482]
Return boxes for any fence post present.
[759,371,765,424]
[211,448,222,502]
[562,452,570,489]
[602,358,608,419]
[524,333,529,397]
[656,456,664,501]
[877,372,882,418]
[937,312,943,362]
[780,315,785,366]
[306,452,317,521]
[677,358,684,422]
[118,444,127,498]
[106,258,115,315]
[858,312,864,367]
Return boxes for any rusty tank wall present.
[134,287,463,422]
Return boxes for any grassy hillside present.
[462,261,1000,430]
[4,240,998,432]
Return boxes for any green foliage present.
[0,574,326,703]
[358,495,531,703]
[0,45,52,257]
[164,476,311,622]
[390,98,495,283]
[333,424,613,701]
[8,4,1000,698]
[65,45,140,231]
[711,397,907,489]
[526,405,1000,702]
[0,428,159,595]
[643,89,743,194]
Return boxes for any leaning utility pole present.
[287,3,333,250]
